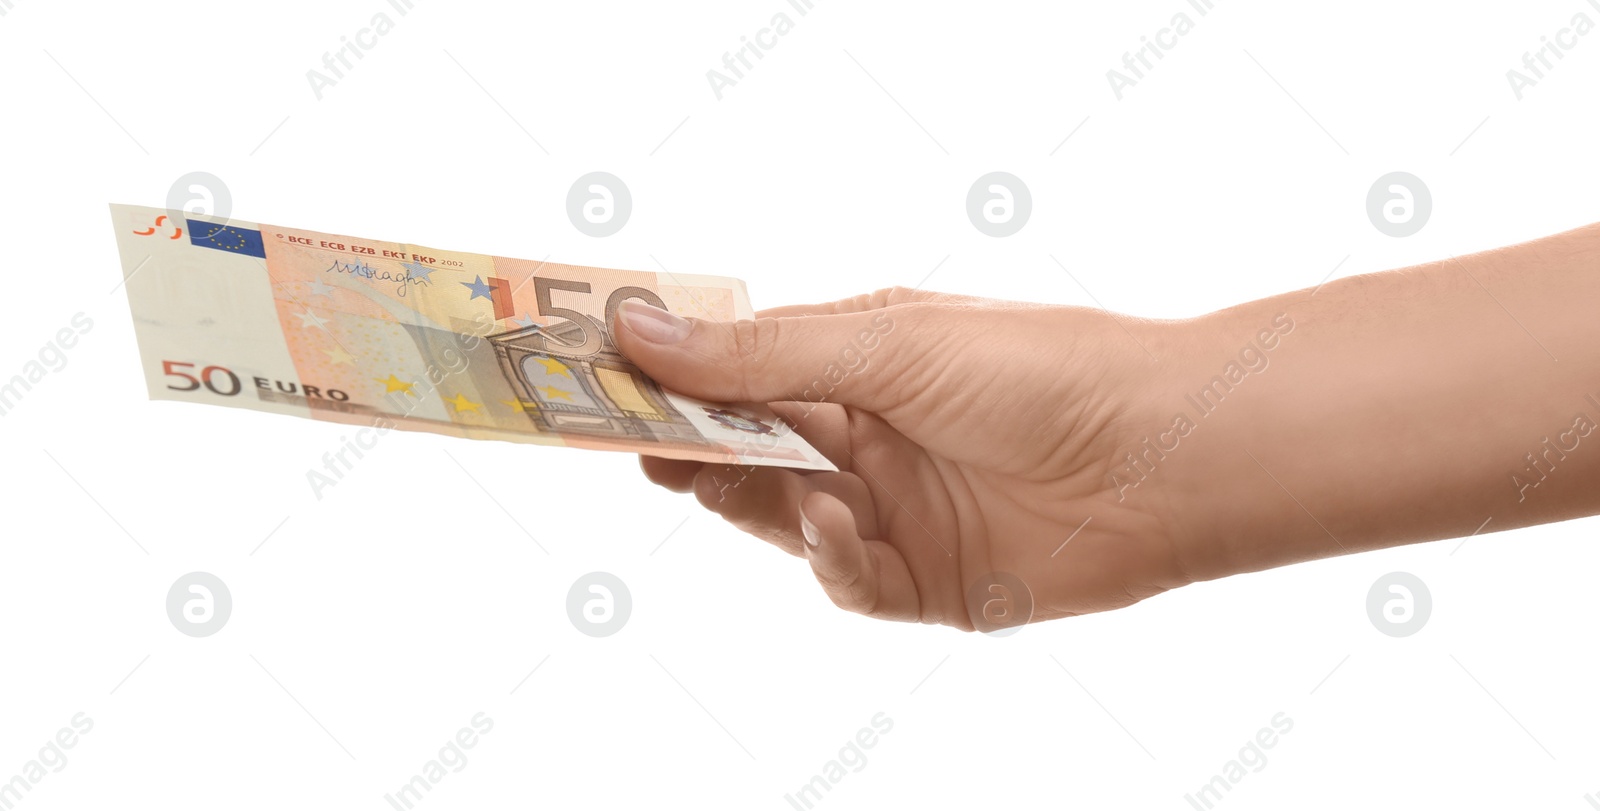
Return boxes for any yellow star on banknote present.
[533,357,572,378]
[501,399,536,412]
[326,346,356,365]
[445,393,482,412]
[376,374,413,394]
[536,385,574,402]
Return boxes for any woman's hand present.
[612,287,1196,630]
[614,222,1600,632]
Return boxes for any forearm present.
[1155,223,1600,580]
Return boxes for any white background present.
[2,1,1599,808]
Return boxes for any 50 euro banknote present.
[109,203,836,471]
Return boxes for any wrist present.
[1115,306,1320,582]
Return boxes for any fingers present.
[687,465,875,556]
[639,455,700,493]
[611,298,916,411]
[642,455,926,623]
[798,491,920,622]
[692,465,815,553]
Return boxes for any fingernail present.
[618,299,692,344]
[799,502,821,549]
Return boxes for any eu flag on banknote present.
[188,220,266,258]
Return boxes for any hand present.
[612,287,1194,630]
[615,223,1600,632]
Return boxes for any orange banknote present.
[110,204,835,471]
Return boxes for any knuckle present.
[869,286,917,309]
[875,285,957,309]
[729,317,782,389]
[729,317,770,361]
[817,566,875,614]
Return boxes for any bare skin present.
[610,222,1600,631]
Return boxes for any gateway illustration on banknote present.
[491,317,712,444]
[109,203,836,471]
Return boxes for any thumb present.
[611,298,909,409]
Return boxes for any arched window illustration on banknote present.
[489,318,706,445]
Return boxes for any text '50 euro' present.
[110,204,835,471]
